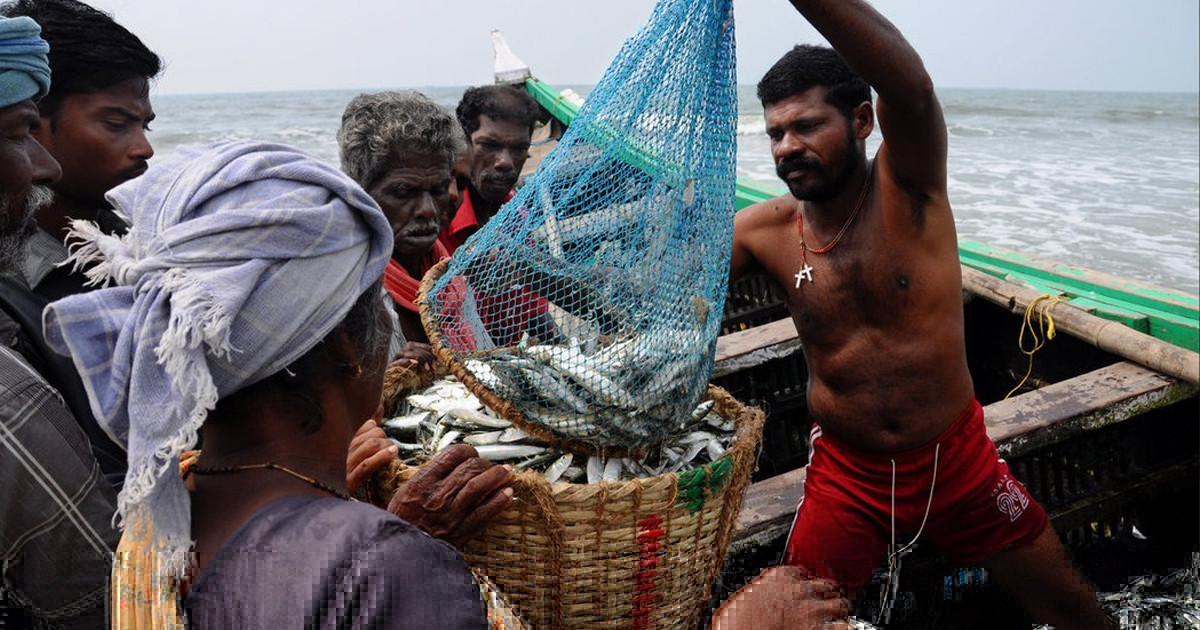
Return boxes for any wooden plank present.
[728,361,1196,547]
[731,466,806,549]
[958,239,1200,319]
[987,361,1197,456]
[712,318,801,377]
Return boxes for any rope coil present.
[1005,293,1065,399]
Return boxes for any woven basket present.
[371,365,765,630]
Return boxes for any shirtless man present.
[730,2,1112,628]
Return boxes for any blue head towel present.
[43,140,393,576]
[0,15,50,108]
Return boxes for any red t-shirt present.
[438,188,516,255]
[435,188,549,350]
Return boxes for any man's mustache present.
[119,160,150,181]
[775,155,822,180]
[397,221,438,239]
[481,172,517,188]
[23,185,55,220]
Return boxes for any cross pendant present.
[794,263,814,288]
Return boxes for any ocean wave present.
[144,86,1198,294]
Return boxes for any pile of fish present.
[461,333,709,448]
[382,373,737,483]
[1094,554,1199,630]
[1029,560,1198,630]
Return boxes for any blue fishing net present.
[422,0,737,453]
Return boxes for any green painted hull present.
[520,77,1200,352]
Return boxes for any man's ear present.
[853,102,875,140]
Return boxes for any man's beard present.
[776,128,859,203]
[0,186,54,273]
[475,171,518,205]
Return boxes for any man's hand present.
[347,415,398,497]
[390,341,437,372]
[386,443,514,547]
[711,566,850,630]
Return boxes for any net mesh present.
[423,0,737,453]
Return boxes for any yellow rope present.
[1004,294,1065,399]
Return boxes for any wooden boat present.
[492,32,1200,626]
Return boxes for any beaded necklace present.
[794,160,874,288]
[188,462,354,501]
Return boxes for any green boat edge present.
[521,77,1200,353]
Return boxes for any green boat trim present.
[517,79,1200,353]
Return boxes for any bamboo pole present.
[961,266,1200,385]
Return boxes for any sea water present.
[150,86,1199,294]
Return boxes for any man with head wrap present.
[0,14,122,629]
[0,0,160,302]
[0,0,158,490]
[44,140,491,628]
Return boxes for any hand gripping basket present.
[370,365,765,630]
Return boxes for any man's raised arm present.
[788,0,947,192]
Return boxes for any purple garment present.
[184,496,487,629]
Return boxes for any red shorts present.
[783,400,1048,590]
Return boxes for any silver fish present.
[543,453,574,483]
[562,466,585,482]
[586,456,605,484]
[446,407,512,429]
[525,344,637,408]
[463,430,505,446]
[382,412,429,432]
[514,451,560,471]
[705,439,726,462]
[602,457,622,482]
[499,427,532,443]
[405,393,443,411]
[436,430,462,452]
[473,444,547,461]
[520,366,592,414]
[388,439,424,453]
[690,400,715,420]
[679,430,717,445]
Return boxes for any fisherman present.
[338,89,464,368]
[728,1,1113,628]
[42,140,494,628]
[0,15,120,627]
[337,90,515,546]
[0,0,158,486]
[439,84,541,255]
[0,0,159,302]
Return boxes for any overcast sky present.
[85,0,1199,95]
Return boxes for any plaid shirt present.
[0,307,120,628]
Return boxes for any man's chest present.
[771,239,921,335]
